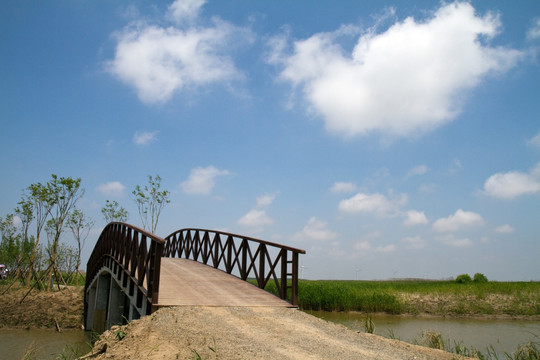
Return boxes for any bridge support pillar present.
[107,278,128,329]
[86,273,111,333]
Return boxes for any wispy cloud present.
[432,209,483,232]
[96,181,126,197]
[339,192,407,217]
[256,192,278,208]
[181,165,230,195]
[107,0,253,104]
[330,181,357,194]
[495,224,515,234]
[237,209,274,228]
[133,131,159,146]
[437,234,474,248]
[483,162,540,199]
[527,132,540,149]
[401,236,426,250]
[527,18,540,40]
[268,2,522,140]
[292,217,338,242]
[406,165,429,179]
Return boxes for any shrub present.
[455,274,472,284]
[473,273,488,283]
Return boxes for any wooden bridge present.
[84,223,306,332]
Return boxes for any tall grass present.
[287,280,540,316]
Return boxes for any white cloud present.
[107,0,252,104]
[181,166,230,195]
[406,165,429,178]
[528,132,540,148]
[133,131,159,145]
[256,192,278,208]
[401,236,426,250]
[237,209,274,228]
[437,234,474,248]
[432,209,484,232]
[97,181,126,197]
[375,244,397,253]
[483,162,540,199]
[338,192,407,216]
[354,241,371,251]
[330,181,357,194]
[403,210,429,227]
[527,18,540,40]
[495,224,515,234]
[292,217,338,241]
[269,2,522,139]
[168,0,205,23]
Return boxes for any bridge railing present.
[163,228,306,305]
[85,222,165,316]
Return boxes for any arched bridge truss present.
[84,223,306,332]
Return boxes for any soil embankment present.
[0,285,83,330]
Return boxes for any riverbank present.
[0,284,83,329]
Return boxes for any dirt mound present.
[0,284,84,329]
[88,306,467,360]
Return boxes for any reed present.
[290,280,540,316]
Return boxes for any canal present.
[309,311,540,358]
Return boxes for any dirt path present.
[90,306,467,360]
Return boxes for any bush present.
[473,273,488,283]
[455,274,472,284]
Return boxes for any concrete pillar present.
[92,273,111,333]
[107,279,127,328]
[85,282,97,330]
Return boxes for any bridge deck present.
[157,258,293,307]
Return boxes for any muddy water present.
[0,329,92,360]
[309,311,540,357]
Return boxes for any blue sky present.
[1,1,539,281]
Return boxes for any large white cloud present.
[432,209,484,232]
[107,0,252,104]
[181,165,230,195]
[483,162,540,199]
[269,2,522,139]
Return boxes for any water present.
[0,329,92,360]
[309,311,540,358]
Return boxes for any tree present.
[101,200,129,223]
[0,214,22,271]
[45,175,84,291]
[455,273,472,284]
[473,273,488,283]
[132,175,170,233]
[68,208,94,285]
[22,182,54,286]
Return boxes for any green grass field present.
[263,280,540,316]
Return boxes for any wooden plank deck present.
[156,258,293,307]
